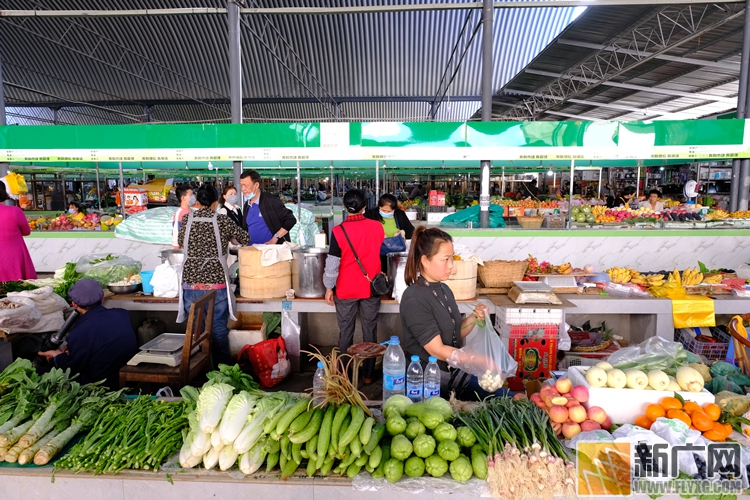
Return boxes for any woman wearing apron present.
[177,189,250,365]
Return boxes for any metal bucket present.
[292,247,329,298]
[387,252,410,297]
[160,249,185,267]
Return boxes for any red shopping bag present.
[238,337,290,388]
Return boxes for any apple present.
[555,378,573,394]
[570,386,590,403]
[580,420,602,432]
[602,416,612,430]
[568,405,587,423]
[562,422,582,439]
[549,405,569,424]
[587,406,607,425]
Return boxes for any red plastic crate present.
[507,324,558,380]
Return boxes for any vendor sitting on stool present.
[38,280,138,389]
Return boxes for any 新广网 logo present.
[576,441,632,496]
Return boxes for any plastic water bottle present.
[382,336,406,402]
[312,362,326,406]
[406,355,424,403]
[424,356,441,400]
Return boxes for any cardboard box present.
[228,323,267,359]
[507,324,558,380]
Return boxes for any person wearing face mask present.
[323,189,385,384]
[172,184,195,249]
[239,170,296,244]
[400,227,501,401]
[365,193,415,272]
[217,186,242,228]
[67,202,85,222]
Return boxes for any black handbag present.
[380,215,407,255]
[339,224,390,297]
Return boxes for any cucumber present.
[289,408,324,444]
[306,434,318,462]
[265,438,280,454]
[300,449,309,460]
[280,435,291,460]
[316,405,335,469]
[292,442,303,464]
[355,454,368,467]
[368,445,382,470]
[265,400,297,435]
[372,444,390,479]
[266,451,280,473]
[340,448,357,469]
[320,456,335,476]
[330,404,351,454]
[335,415,351,458]
[306,458,317,477]
[289,409,314,434]
[338,406,365,451]
[280,454,300,480]
[279,450,288,470]
[347,463,362,478]
[276,399,310,436]
[364,422,385,455]
[359,417,375,446]
[350,436,362,457]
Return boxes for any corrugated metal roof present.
[0,0,579,123]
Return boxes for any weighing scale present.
[127,333,185,367]
[508,281,561,304]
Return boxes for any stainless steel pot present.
[160,249,185,267]
[387,252,410,297]
[292,247,329,298]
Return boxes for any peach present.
[513,393,527,401]
[570,386,589,403]
[549,405,569,424]
[602,415,612,430]
[587,406,607,425]
[530,392,542,403]
[535,401,547,410]
[562,422,582,439]
[580,420,602,432]
[539,385,559,399]
[550,396,569,406]
[568,405,587,424]
[555,378,573,394]
[561,392,572,398]
[565,397,579,408]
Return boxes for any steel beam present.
[505,88,653,114]
[479,0,492,229]
[556,39,741,72]
[499,3,745,120]
[523,69,738,104]
[228,1,243,189]
[545,110,604,121]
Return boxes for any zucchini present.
[364,422,385,455]
[330,404,351,454]
[347,463,362,478]
[291,442,303,464]
[266,451,280,473]
[316,405,335,469]
[338,406,365,450]
[359,417,375,446]
[289,409,314,434]
[289,408,324,444]
[276,399,310,436]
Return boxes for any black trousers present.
[334,295,381,379]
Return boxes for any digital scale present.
[127,333,185,367]
[508,281,561,304]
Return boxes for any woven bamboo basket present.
[477,259,528,288]
[238,247,292,298]
[516,216,545,229]
[445,260,477,300]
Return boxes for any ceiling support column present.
[228,0,243,190]
[479,0,493,228]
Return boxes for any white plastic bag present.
[446,320,518,389]
[281,312,301,373]
[7,310,65,334]
[7,286,68,315]
[76,253,142,286]
[0,297,42,330]
[606,336,683,367]
[151,262,180,298]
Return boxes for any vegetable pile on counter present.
[0,359,124,466]
[380,394,485,483]
[457,396,575,500]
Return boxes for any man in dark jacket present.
[38,280,138,389]
[239,170,297,244]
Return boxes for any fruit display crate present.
[675,327,730,361]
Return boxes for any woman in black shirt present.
[399,227,506,400]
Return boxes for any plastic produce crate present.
[675,327,730,362]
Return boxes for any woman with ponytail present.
[400,226,502,400]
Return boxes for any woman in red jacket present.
[323,189,384,384]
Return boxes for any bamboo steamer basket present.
[444,259,477,300]
[238,247,291,299]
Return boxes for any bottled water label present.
[425,386,440,398]
[384,374,405,391]
[407,387,423,400]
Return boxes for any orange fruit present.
[634,415,654,430]
[666,409,691,426]
[723,423,734,437]
[683,401,702,415]
[691,411,714,432]
[703,403,721,422]
[645,404,666,421]
[660,397,682,412]
[702,429,726,442]
[712,422,732,438]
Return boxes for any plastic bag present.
[0,297,42,330]
[6,286,68,315]
[76,253,142,287]
[238,337,290,388]
[558,322,572,351]
[706,375,743,395]
[284,203,318,247]
[607,337,693,374]
[114,206,178,244]
[446,320,518,388]
[150,262,179,298]
[440,205,506,228]
[281,312,301,372]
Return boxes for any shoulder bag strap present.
[339,224,371,283]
